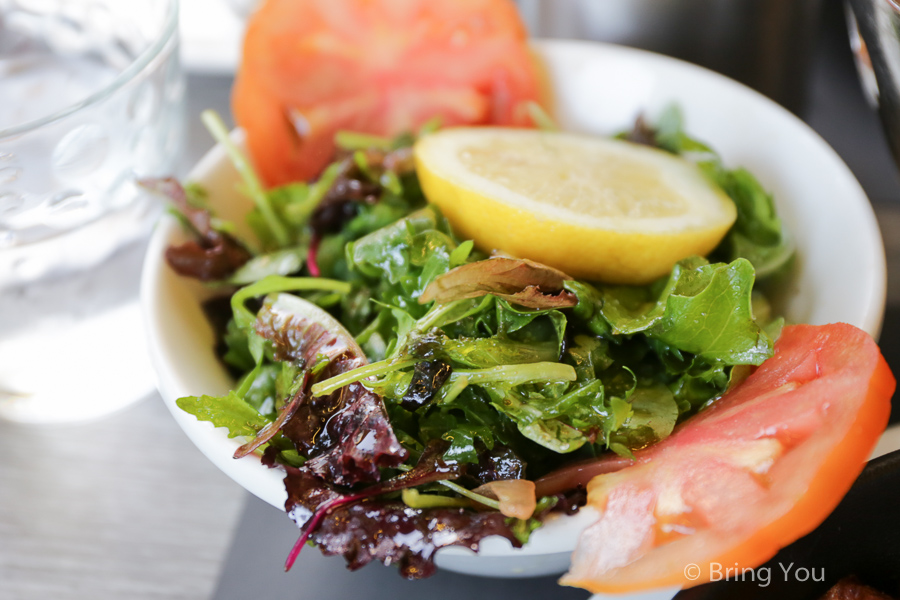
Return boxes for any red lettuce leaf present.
[621,114,658,147]
[419,257,577,309]
[309,157,377,236]
[399,360,453,411]
[463,444,527,486]
[165,240,252,282]
[282,442,520,579]
[298,377,408,486]
[254,295,408,486]
[255,294,366,365]
[140,177,251,281]
[311,501,520,578]
[308,146,414,238]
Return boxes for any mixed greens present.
[148,106,792,579]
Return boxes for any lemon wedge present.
[413,128,737,284]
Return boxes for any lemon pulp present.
[414,128,737,284]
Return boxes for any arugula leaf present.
[440,336,560,368]
[482,381,593,454]
[348,206,458,312]
[599,258,772,365]
[610,383,679,451]
[704,165,795,278]
[201,110,290,248]
[648,259,772,364]
[652,104,716,155]
[669,358,731,412]
[566,335,614,380]
[442,426,495,464]
[221,317,255,372]
[227,247,306,285]
[517,419,586,454]
[449,239,474,268]
[563,280,613,337]
[176,392,269,439]
[348,206,448,280]
[241,363,280,416]
[342,207,465,358]
[636,104,794,280]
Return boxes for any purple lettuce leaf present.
[311,501,520,578]
[399,360,453,411]
[282,442,520,579]
[297,378,408,486]
[462,444,527,486]
[140,177,251,281]
[254,295,408,486]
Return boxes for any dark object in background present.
[517,0,823,114]
[674,449,900,600]
[879,308,900,424]
[819,577,897,600]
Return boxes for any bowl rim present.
[140,38,888,568]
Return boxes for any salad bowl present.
[141,40,886,591]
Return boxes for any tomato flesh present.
[561,323,895,593]
[232,0,542,186]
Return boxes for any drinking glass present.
[0,0,184,422]
[847,0,900,169]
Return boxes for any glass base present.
[0,240,155,424]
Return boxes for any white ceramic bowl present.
[141,40,886,595]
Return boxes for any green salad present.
[146,106,793,579]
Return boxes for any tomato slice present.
[232,0,542,187]
[561,323,895,594]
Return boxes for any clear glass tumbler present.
[0,0,184,283]
[847,0,900,170]
[0,0,184,422]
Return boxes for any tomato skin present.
[561,323,895,594]
[232,0,541,187]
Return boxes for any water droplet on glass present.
[0,167,22,184]
[52,124,110,180]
